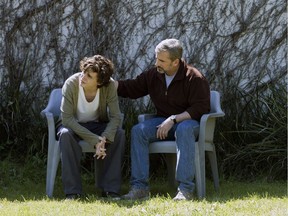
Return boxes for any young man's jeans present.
[130,117,199,194]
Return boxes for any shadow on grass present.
[1,177,286,206]
[0,159,286,204]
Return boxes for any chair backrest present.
[43,88,62,117]
[201,91,224,143]
[209,91,224,115]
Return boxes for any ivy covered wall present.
[0,0,286,179]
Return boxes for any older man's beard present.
[156,66,166,74]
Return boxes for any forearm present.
[62,116,101,144]
[173,111,191,123]
[117,72,149,99]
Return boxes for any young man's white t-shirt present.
[76,85,100,123]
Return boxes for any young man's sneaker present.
[101,191,121,200]
[173,190,193,201]
[121,188,150,200]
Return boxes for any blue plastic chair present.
[41,88,123,197]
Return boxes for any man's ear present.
[173,58,180,66]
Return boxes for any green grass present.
[0,161,287,216]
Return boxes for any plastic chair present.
[41,88,123,198]
[138,90,225,199]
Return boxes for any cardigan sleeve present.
[99,80,122,143]
[61,76,101,145]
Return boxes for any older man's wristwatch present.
[170,115,177,124]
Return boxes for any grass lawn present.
[0,161,287,216]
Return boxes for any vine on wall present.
[0,0,286,179]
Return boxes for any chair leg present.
[207,145,219,191]
[164,154,177,188]
[46,141,61,198]
[194,142,205,199]
[94,158,99,188]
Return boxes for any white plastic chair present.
[41,88,123,198]
[138,90,225,199]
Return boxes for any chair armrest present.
[198,112,225,144]
[200,111,225,124]
[42,111,57,143]
[138,114,157,123]
[40,108,50,118]
[205,112,225,118]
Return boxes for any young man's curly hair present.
[79,55,114,88]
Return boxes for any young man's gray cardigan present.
[59,72,122,146]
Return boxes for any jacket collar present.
[156,60,186,82]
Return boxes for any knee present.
[115,128,125,147]
[117,128,125,137]
[132,122,150,137]
[58,127,75,141]
[175,121,199,138]
[131,123,142,135]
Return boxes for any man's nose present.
[155,59,159,67]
